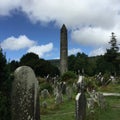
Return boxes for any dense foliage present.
[8,60,19,73]
[68,53,96,76]
[61,71,77,83]
[104,32,120,75]
[0,49,11,120]
[9,52,60,77]
[68,33,120,76]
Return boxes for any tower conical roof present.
[61,24,67,31]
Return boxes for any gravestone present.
[75,92,86,120]
[87,98,94,109]
[77,75,85,92]
[66,86,72,100]
[53,86,58,96]
[42,101,48,108]
[11,66,40,120]
[73,82,77,92]
[62,82,66,94]
[75,74,86,120]
[97,93,106,109]
[55,92,63,104]
[41,89,50,99]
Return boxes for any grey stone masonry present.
[60,24,68,75]
[11,66,40,120]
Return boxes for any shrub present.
[40,82,53,93]
[61,71,77,83]
[103,72,111,85]
[84,77,98,91]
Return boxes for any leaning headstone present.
[11,66,40,120]
[75,92,86,120]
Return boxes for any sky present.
[0,0,120,61]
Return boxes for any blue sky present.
[0,0,120,61]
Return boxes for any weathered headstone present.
[75,92,86,120]
[11,66,40,120]
[55,92,63,104]
[66,86,72,100]
[87,98,94,109]
[75,75,86,120]
[77,75,85,92]
[73,82,77,92]
[41,89,50,99]
[42,101,48,109]
[53,86,58,96]
[97,93,106,109]
[62,82,66,94]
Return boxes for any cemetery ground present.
[40,83,120,120]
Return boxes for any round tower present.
[60,24,68,75]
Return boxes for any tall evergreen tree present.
[105,32,119,74]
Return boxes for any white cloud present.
[71,27,110,47]
[0,0,21,16]
[1,34,54,59]
[20,0,120,29]
[0,0,120,28]
[1,0,120,57]
[68,48,82,55]
[71,26,120,47]
[89,47,106,56]
[27,43,53,57]
[1,35,36,50]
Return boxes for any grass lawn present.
[40,84,120,120]
[98,83,120,93]
[41,95,75,120]
[99,96,120,120]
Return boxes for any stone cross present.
[11,66,40,120]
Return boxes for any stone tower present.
[60,24,68,75]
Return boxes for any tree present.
[105,32,119,75]
[68,52,96,76]
[68,54,76,71]
[0,48,11,120]
[35,59,60,77]
[9,60,19,73]
[74,52,88,75]
[20,52,40,69]
[96,55,114,74]
[105,32,119,61]
[20,52,60,77]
